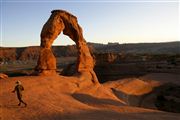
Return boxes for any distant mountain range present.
[0,41,179,61]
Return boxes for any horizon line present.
[1,40,179,48]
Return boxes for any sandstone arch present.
[35,10,98,83]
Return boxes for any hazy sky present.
[0,0,179,47]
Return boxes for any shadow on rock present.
[111,83,180,113]
[111,88,149,107]
[71,93,124,107]
[26,109,180,120]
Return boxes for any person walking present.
[12,81,27,107]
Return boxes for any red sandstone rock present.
[35,10,98,83]
[0,73,8,79]
[35,48,57,75]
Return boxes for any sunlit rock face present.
[35,10,98,83]
[0,73,8,79]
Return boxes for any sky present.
[0,0,179,47]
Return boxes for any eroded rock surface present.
[35,10,98,83]
[0,73,8,79]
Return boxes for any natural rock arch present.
[35,10,98,83]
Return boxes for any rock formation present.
[35,10,98,83]
[0,73,8,79]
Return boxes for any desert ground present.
[1,73,180,120]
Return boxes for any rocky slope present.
[1,73,180,120]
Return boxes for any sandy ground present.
[0,73,180,120]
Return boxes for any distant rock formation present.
[35,10,98,83]
[94,53,119,64]
[1,42,180,62]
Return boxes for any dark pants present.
[17,94,27,106]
